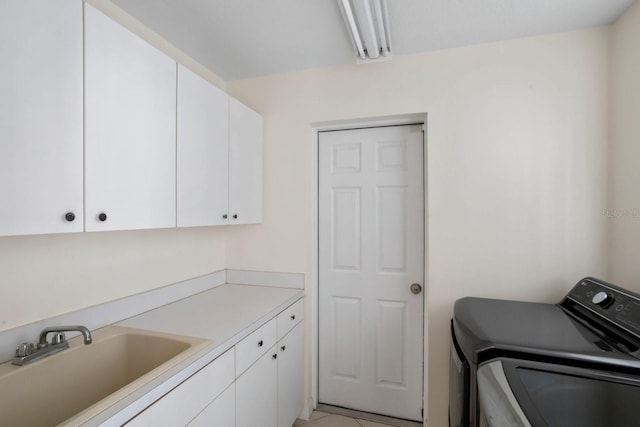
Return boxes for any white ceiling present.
[109,0,636,81]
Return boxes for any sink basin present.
[0,325,210,426]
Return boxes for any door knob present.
[410,283,422,294]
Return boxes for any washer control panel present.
[567,277,640,338]
[591,291,614,308]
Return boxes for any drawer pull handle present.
[272,353,278,360]
[281,345,286,352]
[291,314,296,320]
[258,340,263,347]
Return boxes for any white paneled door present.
[319,125,424,421]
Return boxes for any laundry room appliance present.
[450,277,640,426]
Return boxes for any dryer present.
[450,277,640,426]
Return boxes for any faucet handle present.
[50,332,66,345]
[15,342,35,358]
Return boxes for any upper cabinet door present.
[229,98,263,225]
[84,4,177,232]
[0,0,83,236]
[177,65,229,227]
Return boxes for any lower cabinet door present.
[278,323,304,427]
[126,349,234,426]
[236,345,278,427]
[188,383,235,427]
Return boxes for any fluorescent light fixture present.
[338,0,392,63]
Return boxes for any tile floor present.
[294,411,396,427]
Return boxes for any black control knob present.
[65,212,75,222]
[223,214,228,220]
[98,213,107,222]
[592,291,614,308]
[232,214,238,219]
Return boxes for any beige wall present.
[0,227,226,331]
[609,1,640,292]
[227,28,610,426]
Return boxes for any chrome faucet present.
[12,325,92,366]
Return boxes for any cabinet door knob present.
[98,213,107,222]
[281,345,286,352]
[222,214,228,220]
[258,340,263,347]
[291,314,296,320]
[232,214,238,219]
[65,212,75,222]
[272,353,277,360]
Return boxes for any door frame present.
[310,113,429,422]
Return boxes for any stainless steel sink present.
[0,325,210,426]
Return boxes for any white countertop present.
[118,283,303,344]
[86,283,304,426]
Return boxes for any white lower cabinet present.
[126,299,303,427]
[236,324,303,427]
[188,383,235,427]
[236,307,304,427]
[278,323,304,427]
[126,349,234,426]
[236,346,279,427]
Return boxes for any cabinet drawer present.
[235,318,277,377]
[127,348,234,426]
[277,299,303,340]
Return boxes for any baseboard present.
[298,397,316,421]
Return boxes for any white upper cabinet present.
[84,4,177,232]
[229,97,263,225]
[177,65,229,227]
[1,3,263,236]
[0,0,83,236]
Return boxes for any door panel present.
[377,186,407,272]
[376,300,407,387]
[331,188,361,271]
[319,125,424,421]
[332,296,362,380]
